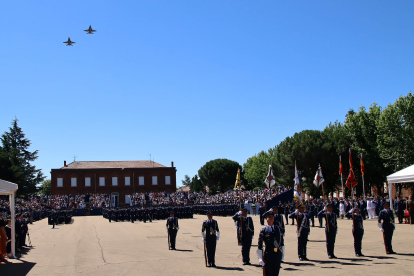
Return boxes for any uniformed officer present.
[290,204,310,261]
[318,203,338,259]
[233,208,254,265]
[378,201,396,254]
[272,206,285,261]
[202,211,220,267]
[256,210,283,276]
[166,211,179,250]
[259,204,265,226]
[345,208,364,256]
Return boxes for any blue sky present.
[1,1,412,187]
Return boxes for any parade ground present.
[2,214,414,276]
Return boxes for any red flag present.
[339,156,343,175]
[360,154,365,175]
[346,170,358,189]
[349,148,353,170]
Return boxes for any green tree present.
[181,175,191,187]
[377,92,414,196]
[198,159,241,194]
[38,179,51,195]
[243,150,274,189]
[189,174,204,192]
[0,119,44,196]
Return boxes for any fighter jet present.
[63,37,76,46]
[84,25,96,34]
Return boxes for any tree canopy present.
[198,159,241,194]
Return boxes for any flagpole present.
[362,174,365,201]
[341,173,344,199]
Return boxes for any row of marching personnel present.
[102,206,194,223]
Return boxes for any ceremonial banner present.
[346,169,358,189]
[234,169,241,189]
[294,162,303,203]
[313,164,325,187]
[264,165,276,188]
[339,156,343,175]
[349,148,353,169]
[360,154,365,175]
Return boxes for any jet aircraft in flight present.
[63,37,76,46]
[84,25,97,34]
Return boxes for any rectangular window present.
[139,176,144,186]
[165,176,171,185]
[99,177,105,186]
[71,178,77,187]
[57,178,63,187]
[125,177,130,186]
[85,177,91,187]
[112,177,118,186]
[152,176,158,185]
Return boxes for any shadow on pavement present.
[396,253,414,256]
[1,259,36,276]
[214,266,244,271]
[283,261,315,266]
[175,249,193,252]
[364,255,395,259]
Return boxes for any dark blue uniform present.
[258,225,282,276]
[166,216,179,250]
[345,210,364,256]
[289,211,310,260]
[378,208,395,253]
[233,213,254,264]
[318,210,338,258]
[202,219,219,266]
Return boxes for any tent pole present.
[389,181,393,211]
[10,193,16,259]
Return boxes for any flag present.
[313,164,325,187]
[294,162,303,204]
[264,165,275,188]
[349,148,353,170]
[346,170,358,189]
[339,156,343,175]
[360,154,365,175]
[234,169,241,189]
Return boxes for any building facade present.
[50,160,177,206]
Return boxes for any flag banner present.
[339,156,343,175]
[264,165,275,188]
[313,164,325,187]
[346,170,358,189]
[349,148,353,170]
[234,169,241,189]
[294,162,303,203]
[360,154,365,175]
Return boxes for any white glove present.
[377,223,382,230]
[323,206,327,211]
[380,229,384,233]
[217,232,220,240]
[238,211,242,215]
[295,209,299,214]
[283,233,285,237]
[216,237,219,240]
[202,239,205,243]
[259,260,265,266]
[166,226,168,232]
[234,222,238,228]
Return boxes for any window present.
[71,178,77,187]
[112,177,118,186]
[125,177,130,186]
[139,176,144,186]
[165,176,171,185]
[57,178,63,187]
[152,176,158,185]
[85,177,91,187]
[99,177,105,186]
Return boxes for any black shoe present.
[246,262,251,265]
[243,262,247,265]
[331,255,337,259]
[303,257,309,261]
[389,251,396,254]
[359,253,364,256]
[211,264,216,267]
[299,257,304,261]
[328,255,333,259]
[356,254,360,257]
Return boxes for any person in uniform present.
[289,204,310,261]
[233,208,254,265]
[166,211,179,250]
[396,196,405,224]
[345,207,364,256]
[318,203,338,259]
[202,211,220,267]
[378,201,396,254]
[272,206,285,261]
[259,203,265,226]
[256,210,283,276]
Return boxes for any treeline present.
[244,92,414,197]
[184,92,414,196]
[0,119,44,196]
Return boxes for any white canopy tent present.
[387,164,414,211]
[0,179,18,258]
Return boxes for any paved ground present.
[1,214,413,276]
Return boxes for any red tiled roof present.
[61,161,167,169]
